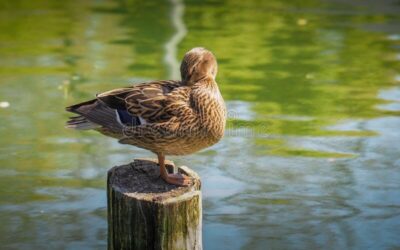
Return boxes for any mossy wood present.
[107,159,202,250]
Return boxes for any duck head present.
[180,47,218,85]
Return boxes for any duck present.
[66,47,226,186]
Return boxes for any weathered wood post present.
[107,159,202,250]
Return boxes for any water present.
[1,0,400,249]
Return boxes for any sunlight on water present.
[0,0,400,249]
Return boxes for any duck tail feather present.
[65,115,100,130]
[66,99,125,133]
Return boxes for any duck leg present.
[157,153,192,186]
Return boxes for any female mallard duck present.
[66,47,226,186]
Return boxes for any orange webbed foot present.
[157,153,193,186]
[163,173,193,186]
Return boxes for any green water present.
[1,0,400,249]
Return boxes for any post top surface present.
[108,159,201,203]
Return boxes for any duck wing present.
[97,80,183,124]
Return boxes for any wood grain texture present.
[107,159,202,250]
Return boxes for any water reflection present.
[164,0,187,79]
[0,0,400,249]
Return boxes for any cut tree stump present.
[107,159,202,250]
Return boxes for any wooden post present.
[107,159,202,250]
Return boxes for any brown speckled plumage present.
[66,48,225,185]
